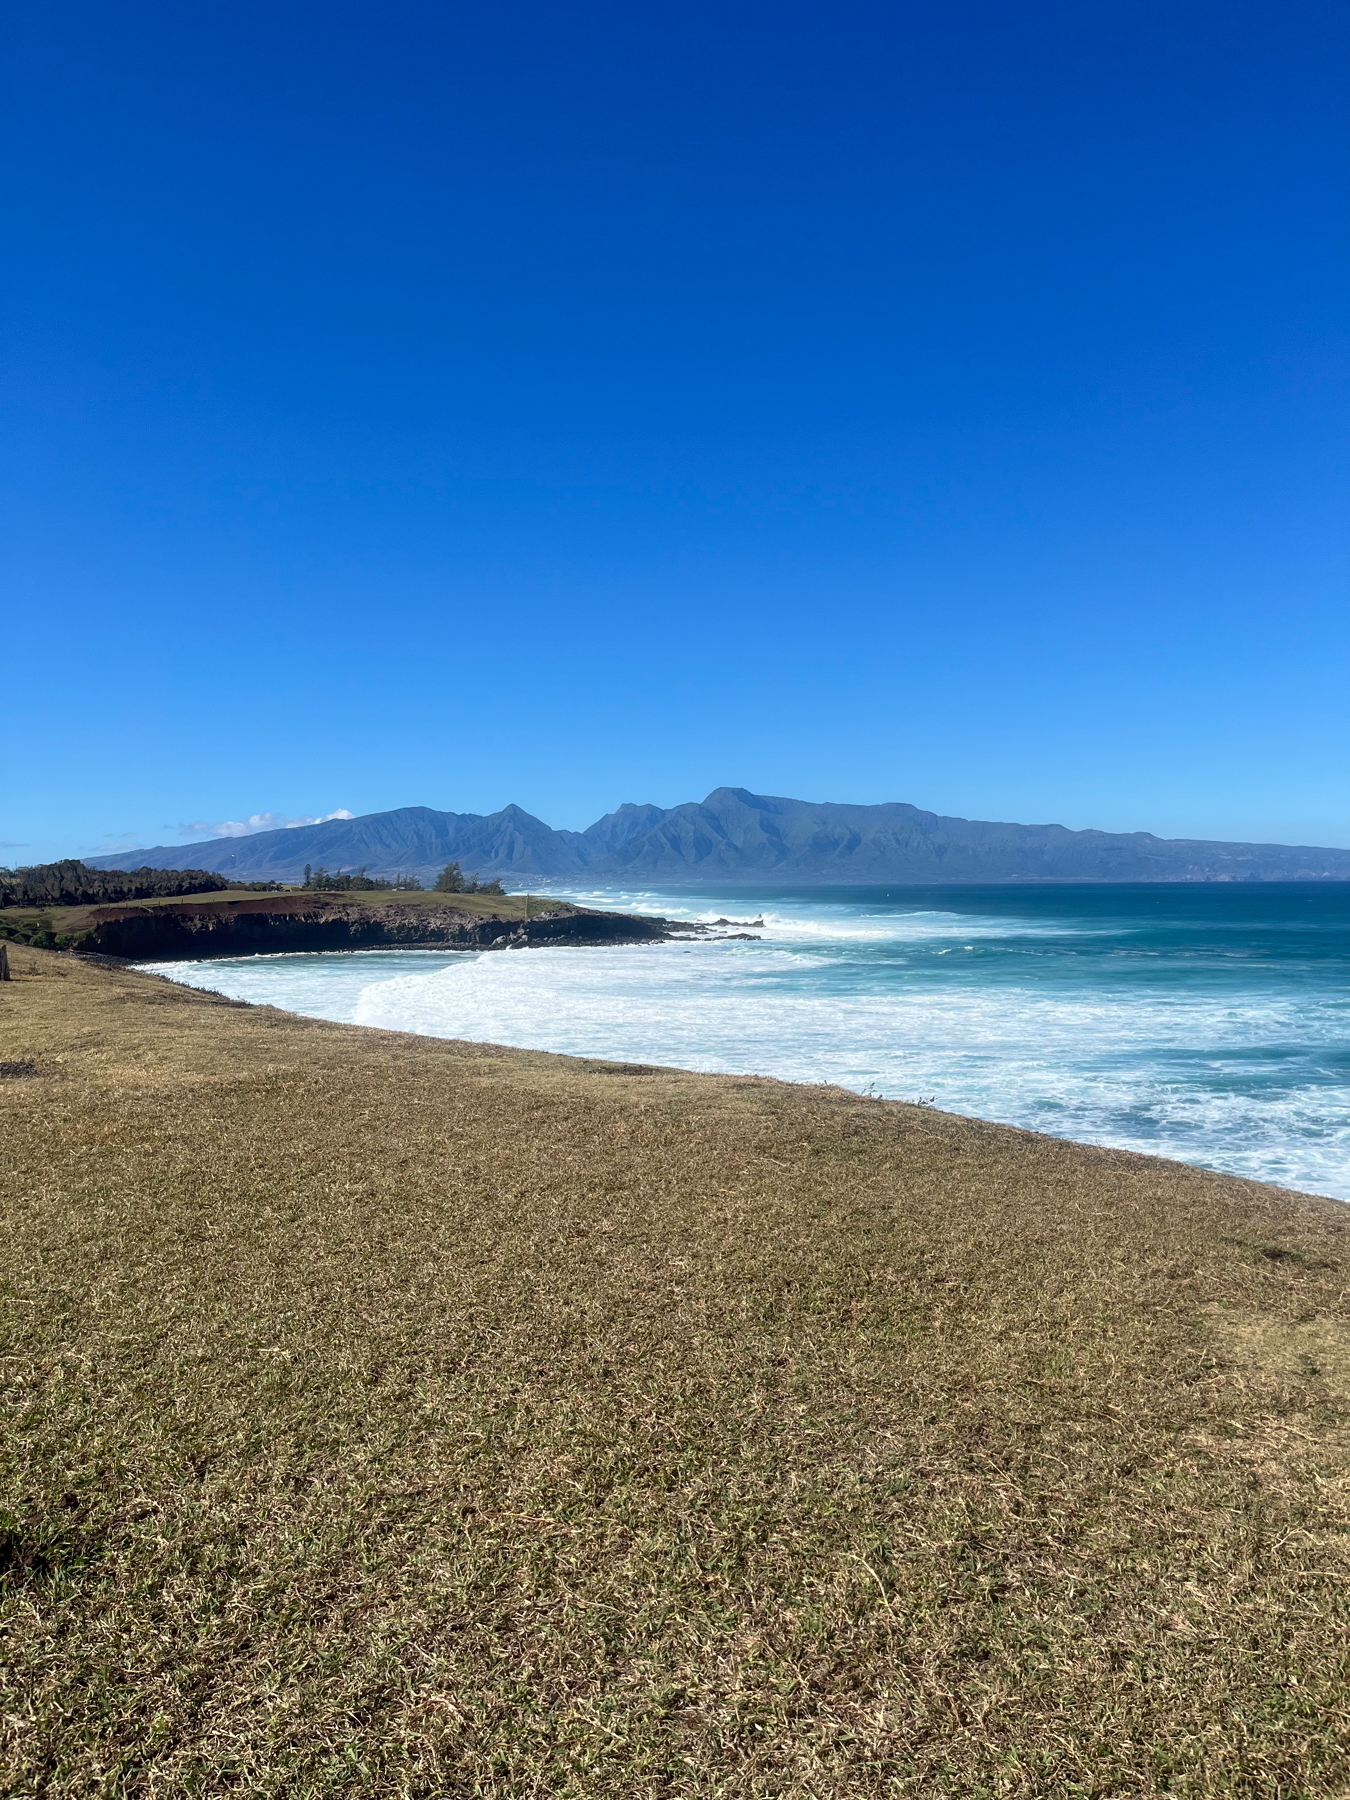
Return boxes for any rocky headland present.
[0,891,705,961]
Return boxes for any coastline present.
[0,888,704,961]
[4,943,1349,1793]
[138,881,1350,1204]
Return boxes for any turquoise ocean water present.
[151,882,1350,1200]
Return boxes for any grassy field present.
[2,945,1349,1797]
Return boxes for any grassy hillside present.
[2,946,1349,1796]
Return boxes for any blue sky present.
[4,0,1346,862]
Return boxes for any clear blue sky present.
[4,0,1346,862]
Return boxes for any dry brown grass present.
[2,945,1349,1797]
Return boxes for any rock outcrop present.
[71,896,680,961]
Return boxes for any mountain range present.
[86,788,1350,885]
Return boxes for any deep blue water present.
[154,882,1350,1199]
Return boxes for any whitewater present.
[149,882,1350,1201]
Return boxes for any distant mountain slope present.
[601,788,1350,882]
[577,802,670,856]
[86,805,590,886]
[87,789,1350,884]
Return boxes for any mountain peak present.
[84,791,1350,886]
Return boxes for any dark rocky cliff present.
[73,896,679,960]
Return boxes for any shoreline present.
[150,950,1335,1203]
[138,929,1347,1207]
[0,888,719,961]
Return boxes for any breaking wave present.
[150,882,1350,1200]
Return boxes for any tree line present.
[300,865,421,892]
[299,863,504,895]
[0,860,237,909]
[0,857,512,913]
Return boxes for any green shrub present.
[435,862,504,896]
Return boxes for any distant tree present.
[301,864,394,893]
[303,864,311,886]
[392,873,423,891]
[434,863,505,896]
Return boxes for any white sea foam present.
[557,888,1086,943]
[349,946,1349,1195]
[152,922,1350,1201]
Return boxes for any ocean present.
[149,882,1350,1201]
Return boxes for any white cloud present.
[176,809,356,840]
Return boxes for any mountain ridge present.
[85,789,1350,885]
